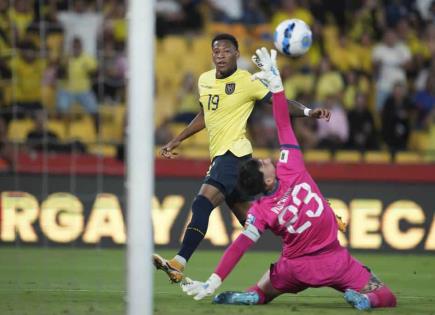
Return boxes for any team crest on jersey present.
[279,150,289,163]
[225,83,236,95]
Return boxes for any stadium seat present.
[41,85,56,111]
[190,131,208,147]
[67,115,96,144]
[169,123,194,145]
[424,125,435,162]
[304,150,332,162]
[253,148,272,159]
[335,150,362,163]
[181,146,209,160]
[408,130,430,151]
[191,35,211,56]
[98,105,125,143]
[162,36,188,57]
[7,119,34,143]
[395,152,423,164]
[47,119,67,141]
[364,151,391,163]
[154,89,176,121]
[181,54,210,76]
[87,144,117,158]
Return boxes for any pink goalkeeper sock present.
[246,285,266,304]
[366,286,397,308]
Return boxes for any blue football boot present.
[213,291,259,305]
[344,289,371,310]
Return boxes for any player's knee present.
[192,195,214,215]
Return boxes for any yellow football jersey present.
[198,69,270,159]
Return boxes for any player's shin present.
[177,195,215,262]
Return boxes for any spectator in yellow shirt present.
[10,0,34,40]
[9,40,45,115]
[56,37,98,116]
[315,57,344,102]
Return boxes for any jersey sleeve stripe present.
[242,224,261,242]
[281,144,301,150]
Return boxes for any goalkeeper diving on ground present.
[153,34,345,284]
[180,48,397,311]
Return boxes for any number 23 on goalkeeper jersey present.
[198,69,270,160]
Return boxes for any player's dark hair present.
[238,159,266,196]
[211,33,239,50]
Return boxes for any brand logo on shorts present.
[225,83,236,95]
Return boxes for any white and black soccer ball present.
[274,19,312,57]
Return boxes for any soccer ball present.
[274,19,312,57]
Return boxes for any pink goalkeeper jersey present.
[246,92,338,259]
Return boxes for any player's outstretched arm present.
[160,107,205,159]
[181,232,257,300]
[251,48,299,146]
[287,99,331,121]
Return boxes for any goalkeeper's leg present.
[213,270,282,305]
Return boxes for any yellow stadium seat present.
[168,123,186,137]
[395,152,423,164]
[162,36,188,56]
[191,131,209,147]
[68,115,96,144]
[98,105,125,143]
[181,146,209,160]
[424,125,435,162]
[47,119,67,140]
[335,150,362,163]
[87,144,117,158]
[192,35,211,56]
[41,85,56,111]
[304,150,332,162]
[168,123,194,146]
[364,151,391,163]
[155,93,177,126]
[408,130,430,151]
[253,148,272,159]
[181,55,210,76]
[7,119,34,143]
[424,152,435,162]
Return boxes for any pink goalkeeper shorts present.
[270,243,371,294]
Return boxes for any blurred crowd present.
[0,0,127,162]
[0,0,434,164]
[155,0,435,158]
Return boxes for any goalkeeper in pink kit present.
[181,48,397,311]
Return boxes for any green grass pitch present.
[0,248,434,315]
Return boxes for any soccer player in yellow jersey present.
[153,34,331,283]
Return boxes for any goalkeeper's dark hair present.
[211,33,239,50]
[238,159,266,196]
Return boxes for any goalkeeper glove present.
[251,47,284,93]
[181,273,222,301]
